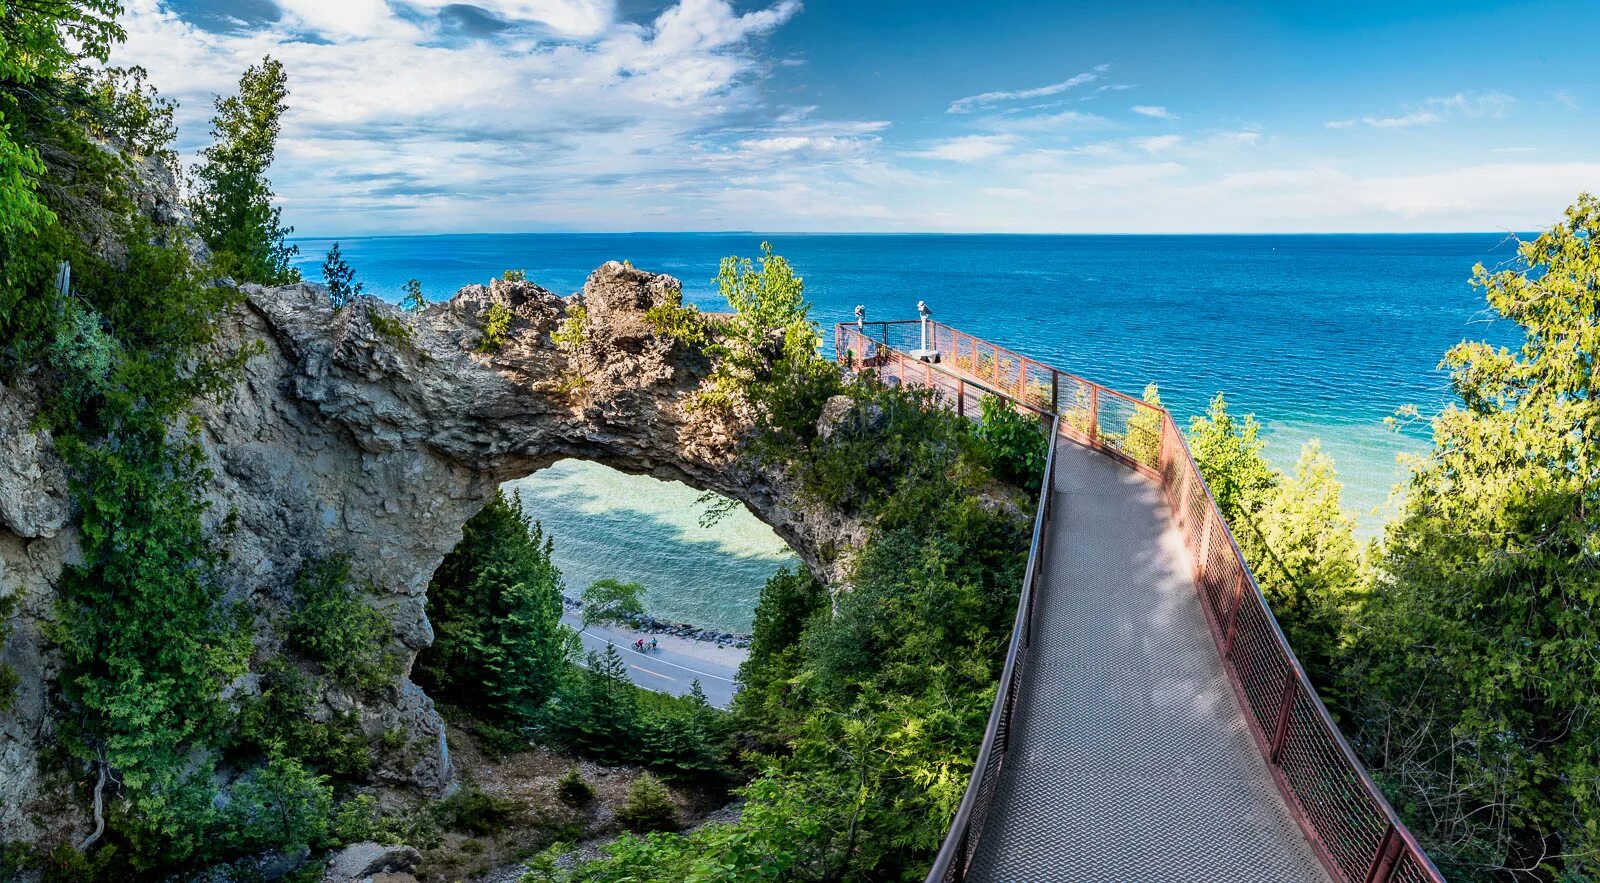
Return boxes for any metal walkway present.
[835,319,1447,883]
[966,438,1331,882]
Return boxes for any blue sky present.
[114,0,1598,234]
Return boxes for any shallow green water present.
[507,461,797,634]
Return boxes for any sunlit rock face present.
[0,262,865,842]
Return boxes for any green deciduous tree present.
[579,578,646,631]
[1235,441,1363,691]
[401,278,426,312]
[189,56,299,284]
[1188,392,1277,523]
[415,489,568,725]
[1346,194,1600,881]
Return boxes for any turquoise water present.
[292,234,1523,629]
[505,461,795,634]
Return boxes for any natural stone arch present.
[196,262,862,790]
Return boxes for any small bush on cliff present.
[556,768,594,805]
[284,556,400,693]
[415,489,568,725]
[402,278,427,312]
[479,302,515,353]
[322,242,363,309]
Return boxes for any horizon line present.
[287,230,1532,241]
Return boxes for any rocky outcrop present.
[0,261,866,845]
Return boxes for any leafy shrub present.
[224,751,333,852]
[971,393,1047,489]
[283,557,399,692]
[556,768,594,806]
[432,786,516,836]
[503,269,527,282]
[1124,383,1164,469]
[478,303,514,352]
[616,775,677,833]
[367,309,414,347]
[228,658,373,777]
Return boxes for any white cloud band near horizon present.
[108,1,1598,235]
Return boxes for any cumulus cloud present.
[946,65,1109,114]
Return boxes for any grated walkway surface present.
[966,439,1333,882]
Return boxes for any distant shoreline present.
[561,597,752,650]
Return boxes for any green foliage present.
[1342,195,1600,881]
[432,785,517,837]
[1125,382,1165,468]
[283,556,399,693]
[546,646,637,760]
[556,768,594,806]
[578,578,645,630]
[189,56,299,285]
[503,268,526,282]
[1188,392,1277,522]
[643,285,710,348]
[479,302,515,353]
[224,751,333,853]
[228,658,373,778]
[415,489,568,725]
[0,593,17,712]
[698,243,840,446]
[971,393,1047,489]
[734,567,826,729]
[321,241,363,309]
[366,308,414,347]
[549,302,586,383]
[401,278,426,312]
[616,774,678,833]
[1234,441,1363,694]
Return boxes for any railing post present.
[1197,507,1215,579]
[958,379,966,420]
[1270,673,1298,763]
[1051,370,1059,414]
[1089,386,1100,444]
[1364,823,1401,883]
[1222,571,1246,658]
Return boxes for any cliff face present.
[0,263,864,844]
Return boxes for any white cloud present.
[1131,105,1175,120]
[1338,91,1516,130]
[947,65,1109,114]
[1362,110,1441,128]
[911,134,1016,162]
[1132,134,1182,154]
[975,110,1111,133]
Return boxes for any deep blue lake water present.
[291,233,1523,631]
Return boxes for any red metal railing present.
[834,321,1446,883]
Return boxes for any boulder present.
[323,842,422,882]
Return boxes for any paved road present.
[561,612,744,709]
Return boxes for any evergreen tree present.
[416,489,567,724]
[321,241,363,308]
[188,56,299,284]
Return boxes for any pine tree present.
[415,489,567,724]
[189,56,299,285]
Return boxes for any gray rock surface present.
[323,841,422,882]
[0,261,867,846]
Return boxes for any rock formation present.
[0,262,865,845]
